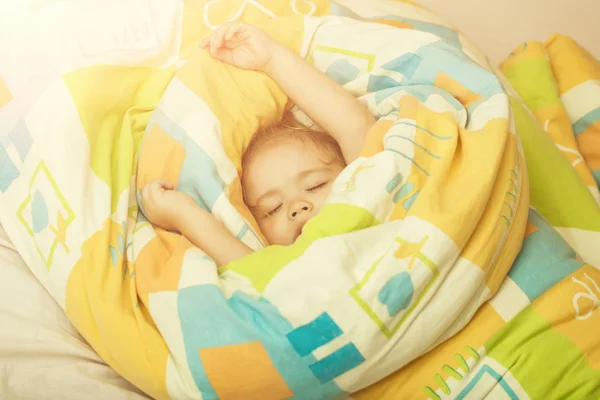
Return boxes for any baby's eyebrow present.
[297,167,329,179]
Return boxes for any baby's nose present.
[291,206,308,218]
[289,202,313,219]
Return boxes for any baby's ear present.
[284,100,295,111]
[280,109,304,128]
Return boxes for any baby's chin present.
[260,220,307,247]
[265,236,295,247]
[263,230,300,247]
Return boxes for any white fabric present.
[0,224,148,400]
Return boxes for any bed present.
[1,0,599,399]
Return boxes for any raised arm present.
[200,21,375,163]
[264,44,374,163]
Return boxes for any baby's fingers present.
[214,22,249,50]
[211,23,233,51]
[154,180,175,191]
[225,23,243,41]
[199,35,212,48]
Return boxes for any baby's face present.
[243,138,345,246]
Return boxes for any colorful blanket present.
[354,25,600,400]
[0,1,598,400]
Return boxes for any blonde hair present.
[241,112,346,176]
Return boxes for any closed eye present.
[266,204,282,217]
[307,182,328,192]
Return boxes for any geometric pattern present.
[4,0,600,398]
[454,365,521,400]
[16,160,74,270]
[287,312,343,357]
[286,312,365,383]
[424,348,524,400]
[198,341,294,400]
[0,145,20,192]
[308,342,365,384]
[0,118,32,192]
[350,236,439,338]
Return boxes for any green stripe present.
[443,365,463,380]
[485,305,600,399]
[455,353,470,373]
[502,58,562,111]
[424,386,441,400]
[466,346,480,361]
[511,97,600,231]
[434,374,451,395]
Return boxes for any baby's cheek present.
[315,190,331,212]
[256,218,276,244]
[261,217,291,246]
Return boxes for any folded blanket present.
[499,36,600,266]
[502,36,600,197]
[0,1,598,399]
[355,31,600,400]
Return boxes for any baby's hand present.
[141,180,194,232]
[199,21,278,71]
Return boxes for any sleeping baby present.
[141,22,374,267]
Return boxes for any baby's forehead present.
[244,138,319,176]
[245,129,339,164]
[245,136,331,176]
[241,125,345,189]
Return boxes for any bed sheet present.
[0,224,147,400]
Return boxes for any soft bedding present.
[0,225,148,399]
[355,27,600,400]
[0,1,599,400]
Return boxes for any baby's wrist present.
[177,201,214,235]
[169,209,185,232]
[263,42,286,75]
[170,198,193,227]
